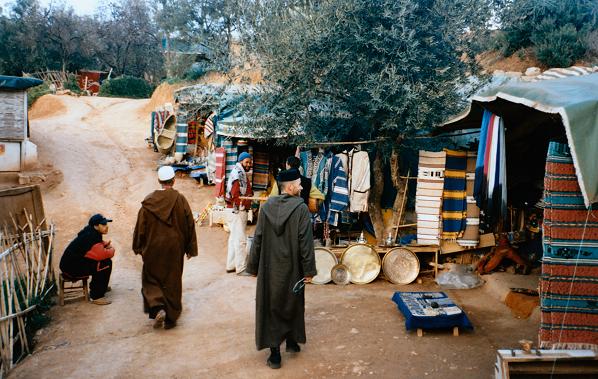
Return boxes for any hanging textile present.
[313,153,332,195]
[540,141,598,351]
[473,110,507,230]
[214,147,226,197]
[300,150,324,179]
[416,151,446,245]
[349,150,370,212]
[252,151,270,190]
[204,112,215,138]
[222,138,238,177]
[457,152,481,247]
[322,155,349,226]
[441,149,467,239]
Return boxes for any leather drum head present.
[382,247,420,284]
[331,263,351,285]
[340,244,381,284]
[312,247,338,285]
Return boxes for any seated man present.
[59,214,115,305]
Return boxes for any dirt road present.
[9,95,539,378]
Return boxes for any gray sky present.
[0,0,100,15]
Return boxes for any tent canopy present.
[441,73,598,207]
[0,75,43,90]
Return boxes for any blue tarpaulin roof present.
[0,75,43,90]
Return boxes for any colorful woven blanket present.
[442,149,467,239]
[252,151,269,191]
[540,141,598,351]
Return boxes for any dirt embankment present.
[29,95,67,120]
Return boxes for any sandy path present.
[8,95,540,378]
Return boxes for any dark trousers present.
[64,259,112,300]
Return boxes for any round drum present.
[331,263,351,285]
[340,244,381,284]
[382,247,420,284]
[312,247,338,284]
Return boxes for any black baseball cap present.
[89,214,113,226]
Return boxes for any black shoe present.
[164,320,177,330]
[267,347,281,369]
[286,340,300,353]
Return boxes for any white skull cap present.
[158,166,175,181]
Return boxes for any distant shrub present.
[99,76,154,98]
[27,81,52,108]
[532,23,587,67]
[496,0,597,67]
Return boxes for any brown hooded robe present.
[246,194,317,350]
[132,188,197,321]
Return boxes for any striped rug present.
[416,151,446,245]
[441,149,467,239]
[252,151,270,191]
[458,152,480,247]
[214,147,226,197]
[540,141,598,351]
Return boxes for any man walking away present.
[226,152,253,275]
[246,169,317,369]
[60,214,115,305]
[133,166,198,329]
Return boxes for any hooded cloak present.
[132,188,197,321]
[247,194,316,350]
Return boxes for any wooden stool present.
[59,273,90,305]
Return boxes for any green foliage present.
[27,81,52,108]
[496,0,598,66]
[238,0,493,146]
[532,23,587,67]
[99,76,154,98]
[64,73,82,94]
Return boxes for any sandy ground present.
[8,95,540,379]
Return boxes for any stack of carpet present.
[540,141,598,351]
[416,151,446,245]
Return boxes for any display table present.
[391,291,473,336]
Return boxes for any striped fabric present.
[540,141,598,351]
[458,152,480,247]
[416,151,446,245]
[252,151,269,190]
[326,155,349,226]
[474,110,507,230]
[222,138,238,177]
[204,112,215,138]
[442,149,467,239]
[175,114,188,157]
[214,147,226,197]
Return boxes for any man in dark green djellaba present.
[246,168,317,369]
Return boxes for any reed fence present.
[0,212,55,377]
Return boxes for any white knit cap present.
[158,166,175,181]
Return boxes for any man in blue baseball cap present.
[225,152,254,275]
[59,214,115,305]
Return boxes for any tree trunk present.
[368,149,386,245]
[390,148,408,231]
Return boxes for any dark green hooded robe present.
[246,194,317,350]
